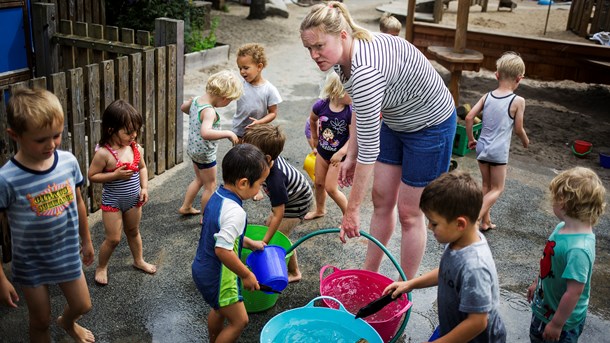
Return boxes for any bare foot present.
[133,261,157,274]
[253,190,264,201]
[304,210,326,220]
[94,267,108,286]
[57,316,95,343]
[178,207,201,215]
[288,271,302,283]
[480,223,497,232]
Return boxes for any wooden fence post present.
[155,47,167,175]
[85,64,103,212]
[50,73,71,151]
[66,68,89,205]
[32,3,59,79]
[142,49,156,178]
[165,44,177,170]
[155,18,184,165]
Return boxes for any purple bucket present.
[246,245,288,294]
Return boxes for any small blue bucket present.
[246,245,288,294]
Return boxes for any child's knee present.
[105,237,121,247]
[29,311,52,330]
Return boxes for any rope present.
[286,228,411,343]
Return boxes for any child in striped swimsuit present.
[88,99,156,285]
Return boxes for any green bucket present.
[240,224,293,313]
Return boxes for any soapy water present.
[321,274,405,322]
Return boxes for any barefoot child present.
[304,71,351,221]
[384,171,506,342]
[466,51,529,231]
[178,70,243,216]
[527,167,606,342]
[242,124,313,283]
[379,12,402,36]
[0,88,95,342]
[88,99,156,285]
[192,144,270,342]
[232,43,282,139]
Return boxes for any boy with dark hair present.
[385,171,507,342]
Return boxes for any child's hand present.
[139,188,149,205]
[113,165,134,180]
[522,137,529,148]
[249,240,266,251]
[245,117,260,129]
[0,277,19,308]
[81,241,95,267]
[543,321,563,341]
[526,280,537,302]
[228,132,239,145]
[242,272,259,292]
[383,281,411,299]
[467,139,477,150]
[330,151,345,167]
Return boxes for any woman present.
[300,1,456,280]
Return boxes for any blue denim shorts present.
[377,110,456,187]
[529,315,585,343]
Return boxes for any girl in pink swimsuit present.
[88,99,157,285]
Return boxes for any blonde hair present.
[549,167,606,226]
[300,1,372,42]
[496,51,525,80]
[7,88,64,135]
[319,72,346,101]
[237,43,268,68]
[206,70,243,100]
[379,13,402,34]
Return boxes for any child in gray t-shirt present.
[384,171,506,342]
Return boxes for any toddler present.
[233,43,282,138]
[178,70,243,217]
[527,167,606,342]
[304,71,351,220]
[0,88,95,342]
[192,143,270,342]
[379,12,402,36]
[88,99,156,285]
[466,51,529,231]
[242,124,313,283]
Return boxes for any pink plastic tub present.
[319,265,412,342]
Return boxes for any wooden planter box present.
[184,43,229,70]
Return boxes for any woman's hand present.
[339,209,360,243]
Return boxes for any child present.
[384,171,507,342]
[304,72,351,220]
[191,143,270,342]
[88,99,156,285]
[241,124,313,283]
[465,51,529,231]
[527,167,606,342]
[232,43,282,139]
[178,70,243,216]
[379,12,402,36]
[0,88,95,342]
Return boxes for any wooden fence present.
[568,0,610,37]
[33,0,106,25]
[0,3,185,213]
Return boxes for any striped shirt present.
[0,150,84,287]
[334,33,455,164]
[263,156,312,218]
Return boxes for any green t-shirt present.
[531,222,595,330]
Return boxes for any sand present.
[203,0,610,184]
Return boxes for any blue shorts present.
[377,110,456,187]
[193,159,217,170]
[529,315,585,343]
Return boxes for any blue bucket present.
[246,245,288,294]
[261,296,383,343]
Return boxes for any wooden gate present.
[568,0,610,37]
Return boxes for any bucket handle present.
[571,144,592,156]
[305,296,350,314]
[319,264,341,283]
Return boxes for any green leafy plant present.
[186,17,220,53]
